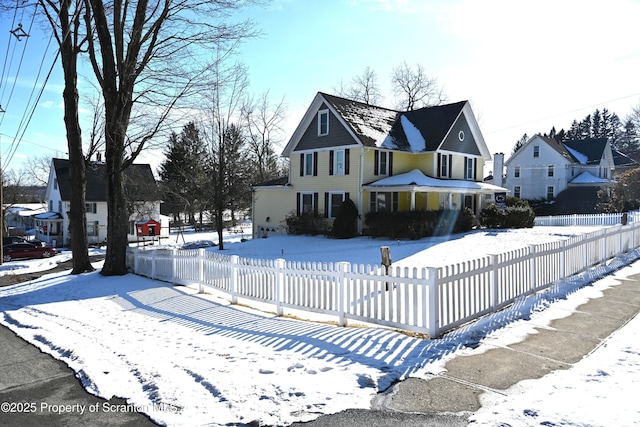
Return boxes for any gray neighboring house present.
[39,158,166,247]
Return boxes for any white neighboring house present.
[39,158,167,247]
[494,135,615,201]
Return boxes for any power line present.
[487,92,640,136]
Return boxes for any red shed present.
[135,219,160,237]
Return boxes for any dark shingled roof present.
[52,158,159,202]
[319,93,468,152]
[385,101,467,151]
[562,138,608,165]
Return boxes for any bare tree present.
[349,66,382,105]
[24,155,53,187]
[333,66,382,105]
[243,91,287,183]
[39,0,94,274]
[84,0,262,275]
[391,61,446,111]
[201,59,251,250]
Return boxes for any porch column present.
[410,190,416,211]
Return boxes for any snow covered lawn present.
[0,225,639,426]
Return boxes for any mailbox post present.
[380,246,392,290]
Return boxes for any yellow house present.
[252,92,507,237]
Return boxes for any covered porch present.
[34,212,64,248]
[362,168,509,216]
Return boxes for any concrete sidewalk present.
[0,325,158,427]
[296,269,640,426]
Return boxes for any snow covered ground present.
[0,225,639,426]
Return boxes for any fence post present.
[528,245,537,291]
[230,255,239,304]
[172,248,177,285]
[559,240,566,279]
[198,248,205,294]
[601,228,607,262]
[275,258,285,316]
[489,254,498,311]
[427,266,439,339]
[151,249,157,280]
[338,262,350,327]
[133,248,139,274]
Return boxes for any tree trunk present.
[100,106,130,276]
[60,1,93,274]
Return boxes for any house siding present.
[295,103,360,152]
[440,114,481,156]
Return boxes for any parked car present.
[3,236,26,246]
[2,242,57,262]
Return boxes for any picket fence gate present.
[126,221,640,338]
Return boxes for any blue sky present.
[1,0,640,176]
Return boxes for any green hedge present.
[480,203,535,229]
[364,208,476,239]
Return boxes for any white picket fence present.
[534,210,640,226]
[126,221,640,338]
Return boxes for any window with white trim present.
[87,221,99,237]
[304,153,315,176]
[300,192,315,214]
[533,146,540,158]
[318,110,329,136]
[378,151,388,176]
[514,166,520,178]
[86,202,97,214]
[465,157,475,180]
[369,191,398,213]
[439,153,449,178]
[546,186,554,199]
[328,192,346,218]
[548,165,554,177]
[514,186,521,199]
[334,150,345,175]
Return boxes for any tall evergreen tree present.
[158,122,208,225]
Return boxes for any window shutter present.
[296,193,301,216]
[374,151,379,175]
[299,154,304,176]
[329,151,334,175]
[314,192,319,214]
[473,158,477,180]
[437,153,442,177]
[448,154,452,178]
[324,192,329,217]
[345,149,350,175]
[388,152,393,176]
[313,152,318,176]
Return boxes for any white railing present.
[534,210,640,226]
[126,221,640,338]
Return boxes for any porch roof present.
[363,168,509,194]
[34,212,63,221]
[568,171,613,187]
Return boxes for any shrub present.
[364,209,476,239]
[330,198,359,238]
[480,201,535,229]
[285,211,328,236]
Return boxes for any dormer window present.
[318,110,329,136]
